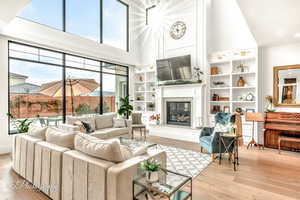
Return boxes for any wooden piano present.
[264,112,300,151]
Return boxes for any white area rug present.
[150,145,212,178]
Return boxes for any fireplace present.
[166,102,191,126]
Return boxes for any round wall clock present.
[169,21,186,40]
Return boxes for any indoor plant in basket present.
[140,159,161,183]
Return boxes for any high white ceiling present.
[0,0,30,31]
[237,0,300,47]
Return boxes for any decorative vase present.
[266,102,276,112]
[237,77,245,87]
[146,171,159,183]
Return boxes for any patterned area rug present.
[150,145,212,178]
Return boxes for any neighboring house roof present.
[10,83,41,94]
[9,72,28,80]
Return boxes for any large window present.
[103,0,128,51]
[19,0,63,30]
[66,0,101,42]
[18,0,128,51]
[8,42,128,134]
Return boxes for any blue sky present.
[18,0,127,50]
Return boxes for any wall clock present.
[169,21,186,40]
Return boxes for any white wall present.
[0,37,12,154]
[138,0,209,69]
[209,0,257,52]
[261,43,300,112]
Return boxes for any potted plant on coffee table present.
[140,159,161,183]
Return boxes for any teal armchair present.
[199,112,235,154]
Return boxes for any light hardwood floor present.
[1,135,300,200]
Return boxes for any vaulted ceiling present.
[0,0,30,30]
[237,0,300,47]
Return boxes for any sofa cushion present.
[74,133,126,162]
[91,127,129,139]
[27,124,47,140]
[113,118,126,128]
[66,116,96,130]
[45,127,76,149]
[95,113,116,129]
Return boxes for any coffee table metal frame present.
[133,168,192,200]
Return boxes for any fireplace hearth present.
[166,102,191,126]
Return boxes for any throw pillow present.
[27,124,48,140]
[132,113,142,125]
[81,121,94,133]
[45,127,76,149]
[74,133,125,162]
[113,118,126,128]
[213,123,229,136]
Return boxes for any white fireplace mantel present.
[156,83,205,129]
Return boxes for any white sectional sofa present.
[12,125,166,200]
[63,113,132,139]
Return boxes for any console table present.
[264,112,300,151]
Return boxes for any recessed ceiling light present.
[294,33,300,38]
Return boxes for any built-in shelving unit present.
[133,68,157,114]
[208,48,259,144]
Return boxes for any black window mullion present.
[100,62,103,114]
[63,0,66,32]
[62,53,66,123]
[126,4,129,52]
[100,0,103,44]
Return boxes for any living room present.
[1,0,300,200]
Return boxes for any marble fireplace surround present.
[156,83,205,129]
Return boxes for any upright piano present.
[264,112,300,151]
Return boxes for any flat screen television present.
[156,55,192,83]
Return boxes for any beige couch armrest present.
[12,134,42,181]
[59,123,81,132]
[107,150,167,200]
[33,141,70,200]
[62,150,115,200]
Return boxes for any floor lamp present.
[245,112,265,149]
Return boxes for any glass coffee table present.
[133,168,192,200]
[119,137,157,150]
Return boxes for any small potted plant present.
[140,159,161,183]
[7,113,33,133]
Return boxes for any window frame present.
[18,0,129,52]
[8,41,129,134]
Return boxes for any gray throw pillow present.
[132,113,142,124]
[81,121,94,133]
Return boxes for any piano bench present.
[278,136,300,154]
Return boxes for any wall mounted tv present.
[156,55,192,83]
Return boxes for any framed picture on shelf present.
[246,108,255,112]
